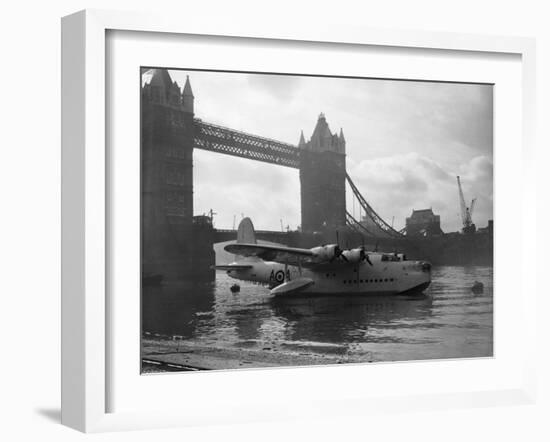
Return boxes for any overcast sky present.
[167,69,493,233]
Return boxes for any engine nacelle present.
[341,248,365,263]
[310,244,339,262]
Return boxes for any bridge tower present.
[141,68,214,281]
[299,113,347,233]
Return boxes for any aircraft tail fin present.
[237,217,257,244]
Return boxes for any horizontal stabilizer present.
[213,264,253,271]
[270,277,314,296]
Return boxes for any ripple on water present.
[142,266,493,367]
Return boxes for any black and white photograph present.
[140,67,494,373]
[5,0,549,439]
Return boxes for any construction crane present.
[456,176,476,234]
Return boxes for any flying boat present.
[215,218,432,297]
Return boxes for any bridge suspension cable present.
[345,173,404,239]
[345,211,376,237]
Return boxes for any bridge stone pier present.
[141,69,215,281]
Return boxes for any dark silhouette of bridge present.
[141,68,407,281]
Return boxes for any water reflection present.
[142,266,493,364]
[270,294,433,344]
[142,281,216,338]
[229,313,264,342]
[143,279,434,345]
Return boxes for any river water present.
[142,266,493,370]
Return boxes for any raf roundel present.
[275,270,285,283]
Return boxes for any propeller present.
[329,231,348,262]
[330,245,348,262]
[337,246,348,262]
[358,245,373,265]
[365,252,373,266]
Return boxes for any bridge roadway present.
[213,227,411,250]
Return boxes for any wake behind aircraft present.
[215,218,432,297]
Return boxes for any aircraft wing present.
[224,243,315,266]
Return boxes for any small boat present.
[230,283,241,293]
[471,281,484,294]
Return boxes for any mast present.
[457,176,468,227]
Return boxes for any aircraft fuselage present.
[224,253,431,296]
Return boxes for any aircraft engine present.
[310,244,345,262]
[341,248,365,263]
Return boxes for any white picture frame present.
[61,9,537,433]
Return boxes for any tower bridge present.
[141,68,404,281]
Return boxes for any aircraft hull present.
[224,259,431,297]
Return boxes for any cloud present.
[246,74,302,101]
[347,153,493,232]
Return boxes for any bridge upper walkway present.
[193,119,300,168]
